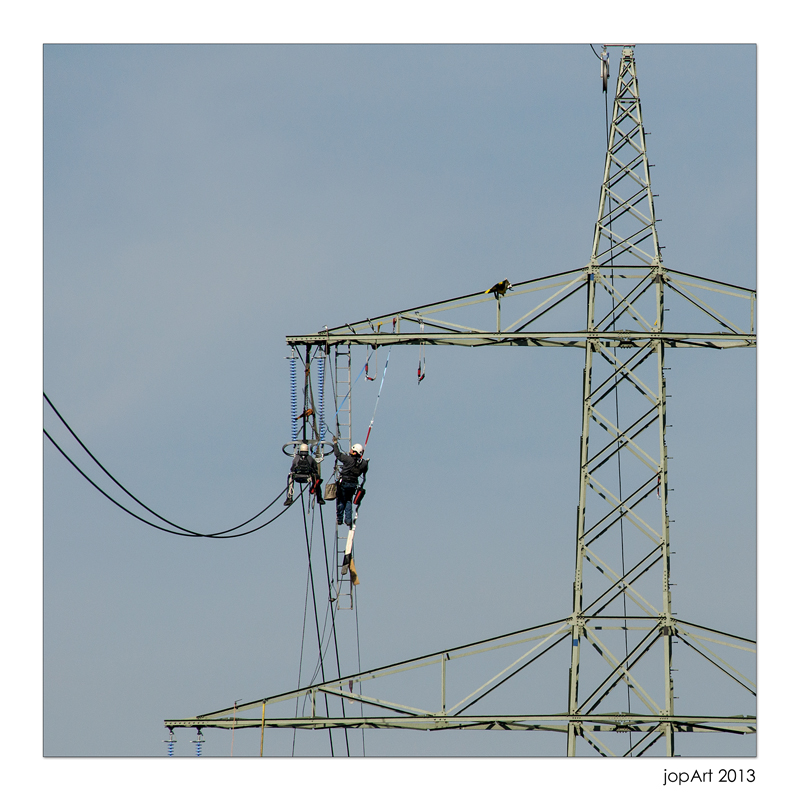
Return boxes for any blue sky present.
[6,10,794,793]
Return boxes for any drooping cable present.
[292,541,313,756]
[299,495,335,756]
[44,393,281,537]
[354,584,366,756]
[296,502,353,756]
[45,428,296,539]
[317,504,350,756]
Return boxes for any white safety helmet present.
[299,443,309,454]
[351,443,364,456]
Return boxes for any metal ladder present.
[335,520,356,610]
[333,345,355,610]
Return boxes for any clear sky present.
[7,7,792,793]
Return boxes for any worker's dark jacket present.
[332,442,369,485]
[291,453,318,479]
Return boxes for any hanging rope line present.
[364,346,392,448]
[44,393,283,537]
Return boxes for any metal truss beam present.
[286,330,754,349]
[164,713,756,735]
[166,615,755,747]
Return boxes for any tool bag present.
[324,482,338,500]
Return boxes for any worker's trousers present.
[336,482,358,527]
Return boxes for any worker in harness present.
[332,437,368,528]
[284,443,325,506]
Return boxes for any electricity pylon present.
[165,46,755,756]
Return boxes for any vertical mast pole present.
[569,45,676,755]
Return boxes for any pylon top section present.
[592,46,661,270]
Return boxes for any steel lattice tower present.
[570,47,675,756]
[165,46,755,757]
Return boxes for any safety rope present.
[364,345,392,448]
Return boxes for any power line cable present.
[42,392,282,538]
[44,428,295,538]
[300,494,335,756]
[317,505,350,756]
[354,584,366,756]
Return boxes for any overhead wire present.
[44,427,297,539]
[318,505,352,755]
[48,356,360,753]
[44,393,286,537]
[293,353,357,755]
[292,537,313,756]
[298,501,351,755]
[353,584,366,756]
[299,494,335,756]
